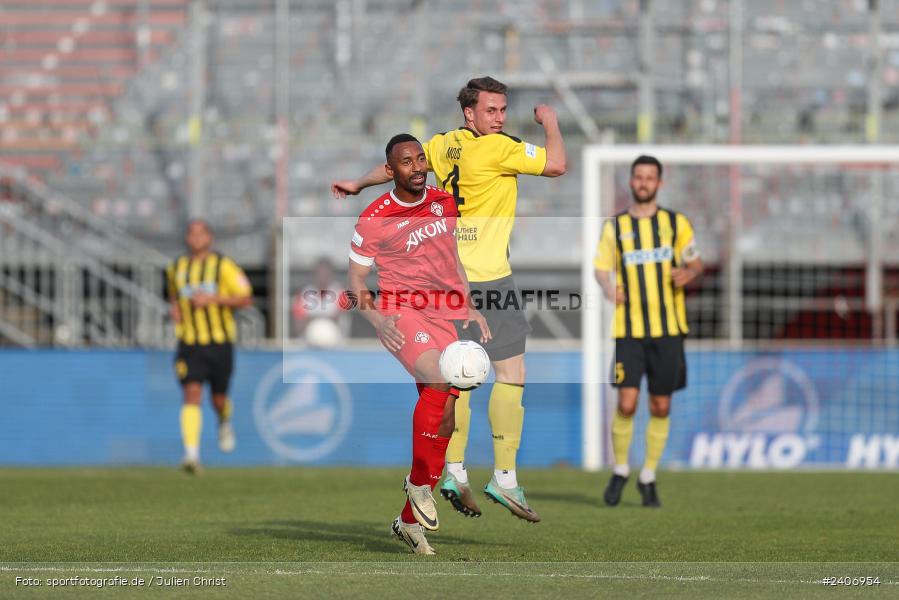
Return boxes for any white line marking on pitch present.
[3,565,896,586]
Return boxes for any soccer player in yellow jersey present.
[593,156,703,507]
[167,220,253,473]
[332,76,566,522]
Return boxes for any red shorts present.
[384,310,458,378]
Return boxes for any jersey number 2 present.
[442,165,465,208]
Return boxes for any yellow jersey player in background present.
[167,220,253,473]
[593,155,703,507]
[332,76,566,522]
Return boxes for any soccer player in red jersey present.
[333,77,566,523]
[345,133,491,555]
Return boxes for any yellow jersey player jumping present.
[332,76,567,522]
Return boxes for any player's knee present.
[617,403,637,418]
[182,383,202,405]
[617,390,638,417]
[494,354,525,384]
[649,397,671,418]
[418,369,450,391]
[414,364,446,389]
[650,405,670,418]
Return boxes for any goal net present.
[581,146,899,471]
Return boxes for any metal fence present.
[0,162,265,347]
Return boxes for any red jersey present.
[349,186,468,319]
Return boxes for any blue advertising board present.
[2,348,897,468]
[623,349,899,470]
[0,349,580,467]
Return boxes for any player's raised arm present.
[534,104,567,177]
[332,136,438,199]
[331,163,393,199]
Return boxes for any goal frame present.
[580,144,899,471]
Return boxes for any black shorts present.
[612,336,686,396]
[175,342,234,395]
[456,275,531,361]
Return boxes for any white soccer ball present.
[305,317,342,348]
[439,340,490,390]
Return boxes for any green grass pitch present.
[1,467,897,598]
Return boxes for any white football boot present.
[218,421,236,453]
[403,476,439,531]
[391,517,436,555]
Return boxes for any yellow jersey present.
[166,253,252,345]
[593,208,697,339]
[422,127,547,282]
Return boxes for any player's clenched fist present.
[533,104,558,126]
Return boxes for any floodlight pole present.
[272,0,291,342]
[637,0,654,143]
[866,0,883,145]
[866,0,884,337]
[411,0,430,139]
[187,0,207,220]
[275,0,290,221]
[726,0,743,346]
[137,0,150,69]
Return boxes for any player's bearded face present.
[387,142,428,195]
[630,166,661,204]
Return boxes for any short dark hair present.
[385,133,420,160]
[457,76,508,111]
[631,155,663,178]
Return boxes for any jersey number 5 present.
[441,165,465,208]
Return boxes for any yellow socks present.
[446,390,471,464]
[611,410,634,475]
[180,404,202,458]
[643,415,671,474]
[612,411,670,482]
[219,397,233,422]
[445,383,526,482]
[488,383,524,472]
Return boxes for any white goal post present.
[580,144,899,472]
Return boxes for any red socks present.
[401,386,452,524]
